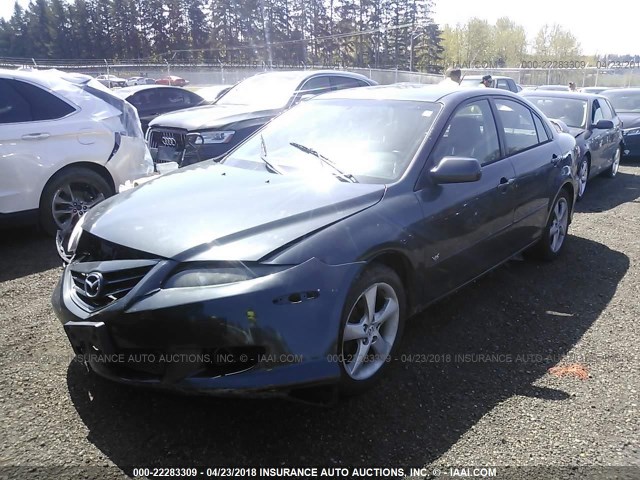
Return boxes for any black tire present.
[40,167,113,236]
[527,190,571,261]
[337,263,406,396]
[604,145,622,178]
[576,156,589,202]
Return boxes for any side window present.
[11,79,75,121]
[157,89,187,106]
[495,79,509,91]
[494,99,540,155]
[185,91,204,105]
[430,99,501,166]
[599,99,613,120]
[0,79,32,123]
[533,114,550,143]
[128,92,145,109]
[331,76,369,90]
[592,100,604,124]
[299,77,331,96]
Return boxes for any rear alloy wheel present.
[338,264,405,395]
[576,157,589,201]
[40,168,113,236]
[605,146,621,178]
[527,190,571,261]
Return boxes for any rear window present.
[0,78,75,123]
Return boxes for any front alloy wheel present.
[577,157,589,201]
[339,264,405,394]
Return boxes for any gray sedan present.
[523,90,623,200]
[53,85,579,401]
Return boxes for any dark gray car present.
[522,91,623,200]
[52,85,579,401]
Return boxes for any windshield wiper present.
[289,142,358,183]
[260,134,284,175]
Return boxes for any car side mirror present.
[430,157,482,184]
[594,119,614,130]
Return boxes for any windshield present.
[601,91,640,113]
[215,73,303,109]
[527,97,588,129]
[223,98,440,184]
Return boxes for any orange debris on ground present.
[548,363,590,380]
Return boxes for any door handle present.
[497,177,515,193]
[551,154,560,166]
[22,133,50,140]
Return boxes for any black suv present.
[147,70,376,166]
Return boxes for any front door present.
[416,98,517,303]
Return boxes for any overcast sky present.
[1,0,638,56]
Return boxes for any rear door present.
[0,78,79,214]
[417,98,517,302]
[492,97,559,248]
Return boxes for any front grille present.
[147,127,187,164]
[70,260,157,310]
[148,128,187,150]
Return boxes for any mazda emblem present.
[161,135,177,147]
[84,272,104,298]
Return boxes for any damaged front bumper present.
[52,257,363,396]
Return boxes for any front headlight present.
[164,264,290,288]
[622,127,640,136]
[196,131,235,144]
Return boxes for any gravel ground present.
[0,164,639,480]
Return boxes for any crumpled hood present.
[82,163,385,261]
[148,103,280,131]
[618,112,640,130]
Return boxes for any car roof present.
[314,83,522,103]
[521,90,601,101]
[0,67,92,89]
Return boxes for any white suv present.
[0,69,154,234]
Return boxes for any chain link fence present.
[461,67,639,88]
[2,57,638,88]
[0,57,443,86]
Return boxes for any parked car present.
[195,84,233,103]
[601,88,640,158]
[113,85,206,133]
[155,75,189,87]
[459,75,519,92]
[522,91,623,200]
[0,69,154,234]
[147,70,376,166]
[52,85,578,401]
[126,76,156,86]
[535,85,571,92]
[95,74,127,88]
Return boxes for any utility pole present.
[410,29,424,72]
